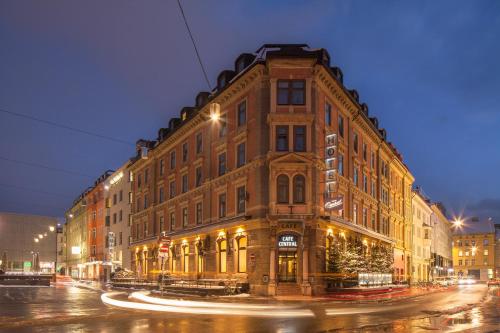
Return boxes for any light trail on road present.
[102,292,315,318]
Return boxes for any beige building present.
[65,195,89,279]
[104,164,132,274]
[430,203,453,278]
[453,218,496,281]
[411,190,432,282]
[0,212,59,273]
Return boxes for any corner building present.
[129,44,414,296]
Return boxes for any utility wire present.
[176,0,212,91]
[0,155,93,178]
[0,182,72,199]
[0,108,135,146]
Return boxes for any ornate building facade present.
[128,44,414,295]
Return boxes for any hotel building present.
[128,44,414,295]
[452,218,496,281]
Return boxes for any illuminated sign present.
[109,171,124,186]
[324,133,343,211]
[278,235,297,247]
[71,246,81,255]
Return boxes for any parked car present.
[487,278,500,287]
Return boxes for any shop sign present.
[324,132,343,211]
[278,235,297,247]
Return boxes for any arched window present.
[219,239,227,273]
[293,175,305,203]
[277,175,289,204]
[237,236,247,273]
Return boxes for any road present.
[0,284,498,332]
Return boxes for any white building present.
[104,163,132,277]
[430,203,453,278]
[412,190,433,282]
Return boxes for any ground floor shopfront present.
[130,215,397,296]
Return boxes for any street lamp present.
[49,226,55,232]
[34,238,39,243]
[452,218,463,228]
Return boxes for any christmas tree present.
[341,238,368,274]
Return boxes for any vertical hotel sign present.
[325,133,343,211]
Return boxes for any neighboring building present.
[85,171,113,280]
[452,218,496,281]
[65,194,89,279]
[104,164,132,276]
[0,212,58,273]
[430,203,453,278]
[495,222,500,278]
[56,224,66,275]
[411,190,433,282]
[128,44,414,296]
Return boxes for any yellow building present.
[411,190,433,282]
[452,218,496,281]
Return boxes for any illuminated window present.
[458,250,463,257]
[237,236,247,273]
[484,249,488,256]
[183,244,189,273]
[219,239,227,273]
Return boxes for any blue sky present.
[1,0,499,221]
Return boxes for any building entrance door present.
[278,250,297,282]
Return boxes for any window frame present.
[277,79,306,105]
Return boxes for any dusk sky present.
[1,0,499,221]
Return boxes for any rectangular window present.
[128,192,133,204]
[159,187,164,203]
[182,142,188,162]
[159,159,164,176]
[196,202,202,225]
[363,143,367,161]
[145,169,149,184]
[182,207,188,228]
[363,173,368,192]
[195,166,202,187]
[353,204,358,224]
[363,208,368,227]
[371,180,376,197]
[144,194,148,209]
[218,152,226,176]
[143,222,148,237]
[170,212,175,231]
[338,154,344,176]
[237,100,247,126]
[219,240,227,273]
[136,199,141,212]
[293,125,306,152]
[137,174,142,188]
[484,249,489,256]
[119,209,123,222]
[237,142,246,168]
[338,115,344,138]
[219,113,227,137]
[483,239,489,245]
[325,103,332,126]
[170,151,176,169]
[196,132,203,154]
[119,232,122,245]
[237,186,246,215]
[219,193,226,218]
[119,190,123,202]
[113,194,117,205]
[159,216,164,233]
[371,152,375,169]
[353,167,359,186]
[238,237,247,273]
[277,80,305,105]
[276,126,289,151]
[182,174,188,193]
[353,133,358,154]
[169,181,176,199]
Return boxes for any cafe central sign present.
[324,132,343,211]
[278,235,298,248]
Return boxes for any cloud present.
[466,198,500,222]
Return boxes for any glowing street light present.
[209,102,220,122]
[34,238,39,243]
[452,218,463,227]
[38,234,43,239]
[49,226,55,232]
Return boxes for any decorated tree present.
[341,238,368,274]
[327,239,343,273]
[369,244,394,273]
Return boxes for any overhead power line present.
[176,0,212,91]
[0,155,93,178]
[0,182,71,199]
[0,108,134,146]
